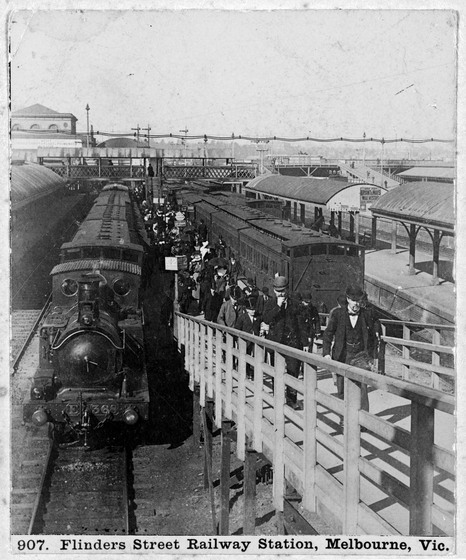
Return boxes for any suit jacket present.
[322,306,379,361]
[262,296,307,349]
[217,300,237,327]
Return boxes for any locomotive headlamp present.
[31,408,49,426]
[123,408,139,425]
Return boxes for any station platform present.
[364,248,455,325]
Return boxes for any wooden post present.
[272,353,286,522]
[204,400,214,490]
[402,324,410,382]
[302,363,317,511]
[237,338,247,461]
[192,383,201,448]
[343,377,362,534]
[215,329,223,429]
[371,216,377,249]
[338,211,342,236]
[409,224,417,275]
[431,329,441,390]
[409,401,434,535]
[219,420,232,535]
[201,405,218,534]
[432,229,440,286]
[243,440,257,535]
[391,220,397,253]
[349,212,355,239]
[354,211,360,244]
[252,344,264,452]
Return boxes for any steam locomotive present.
[23,183,150,440]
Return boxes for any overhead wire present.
[13,128,455,144]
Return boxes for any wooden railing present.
[378,320,455,393]
[176,312,455,536]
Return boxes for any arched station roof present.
[11,162,65,209]
[245,173,377,206]
[370,181,454,233]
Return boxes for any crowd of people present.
[134,188,380,415]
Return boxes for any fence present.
[176,312,455,536]
[378,320,455,393]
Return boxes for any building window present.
[30,124,40,129]
[48,124,58,131]
[12,124,20,131]
[63,122,68,128]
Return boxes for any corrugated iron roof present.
[397,167,455,180]
[51,259,141,276]
[370,182,454,231]
[11,162,65,207]
[245,174,359,204]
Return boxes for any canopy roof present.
[370,182,454,233]
[11,162,65,209]
[246,174,374,205]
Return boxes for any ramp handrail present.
[176,312,454,536]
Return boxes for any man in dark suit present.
[262,276,308,407]
[322,285,380,414]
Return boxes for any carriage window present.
[310,245,327,256]
[328,245,346,255]
[293,246,309,258]
[102,247,121,260]
[63,248,81,261]
[82,247,101,259]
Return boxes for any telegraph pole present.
[85,104,90,149]
[180,126,188,163]
[142,124,151,148]
[131,124,141,143]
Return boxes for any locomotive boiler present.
[23,183,150,440]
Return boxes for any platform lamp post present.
[85,104,90,150]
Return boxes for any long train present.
[178,188,365,311]
[23,183,150,440]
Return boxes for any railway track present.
[11,304,135,536]
[12,435,131,535]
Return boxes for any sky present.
[9,9,457,144]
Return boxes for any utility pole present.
[180,126,188,163]
[141,124,151,148]
[380,138,385,188]
[131,124,141,143]
[85,104,90,149]
[362,132,366,168]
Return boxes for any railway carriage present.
[24,183,150,438]
[180,190,365,311]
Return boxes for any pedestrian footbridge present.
[176,313,454,536]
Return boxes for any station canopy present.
[245,173,385,211]
[396,167,455,182]
[11,162,65,209]
[370,181,454,234]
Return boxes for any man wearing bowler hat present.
[262,276,308,407]
[323,285,380,420]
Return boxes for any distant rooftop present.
[12,103,77,120]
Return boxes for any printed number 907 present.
[17,540,45,551]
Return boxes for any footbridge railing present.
[176,312,455,536]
